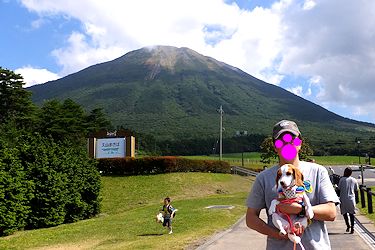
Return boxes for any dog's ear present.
[292,165,304,186]
[276,168,282,186]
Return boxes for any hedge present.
[97,156,231,175]
[0,138,33,236]
[0,133,101,236]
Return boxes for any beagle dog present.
[268,164,314,244]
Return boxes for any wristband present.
[298,204,306,217]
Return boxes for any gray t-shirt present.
[247,161,340,250]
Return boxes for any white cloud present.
[309,75,321,85]
[335,103,375,125]
[287,85,303,96]
[18,0,375,123]
[20,0,285,84]
[303,0,316,10]
[305,87,311,96]
[353,106,369,117]
[51,32,125,76]
[31,18,45,29]
[15,66,59,87]
[277,0,375,122]
[260,72,284,85]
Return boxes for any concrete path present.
[196,208,375,250]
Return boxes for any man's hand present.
[293,222,305,236]
[276,202,302,215]
[275,232,290,240]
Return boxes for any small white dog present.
[156,212,164,223]
[268,164,314,246]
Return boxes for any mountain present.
[28,45,375,152]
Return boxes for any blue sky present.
[1,0,375,124]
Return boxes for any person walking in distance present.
[328,166,335,184]
[338,167,358,234]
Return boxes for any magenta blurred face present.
[275,140,283,149]
[274,133,302,160]
[283,133,292,143]
[293,137,302,146]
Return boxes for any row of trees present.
[0,68,110,141]
[153,134,266,156]
[136,132,371,159]
[0,67,107,235]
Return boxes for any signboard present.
[95,138,126,159]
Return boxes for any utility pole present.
[217,105,224,161]
[242,151,244,167]
[357,140,361,164]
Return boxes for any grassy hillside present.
[28,46,375,150]
[0,173,253,250]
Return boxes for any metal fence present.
[359,185,375,214]
[330,168,375,243]
[231,166,259,176]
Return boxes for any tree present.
[260,136,314,164]
[38,99,87,142]
[0,137,33,236]
[0,67,36,128]
[299,137,314,161]
[260,137,277,164]
[86,108,112,133]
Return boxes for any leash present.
[277,197,302,234]
[276,198,306,250]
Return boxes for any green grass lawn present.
[0,173,254,250]
[311,155,362,165]
[356,186,375,222]
[185,152,277,170]
[185,153,362,169]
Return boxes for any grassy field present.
[357,186,375,221]
[0,173,254,250]
[185,153,362,169]
[185,152,276,170]
[311,155,362,165]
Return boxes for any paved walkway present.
[196,208,375,250]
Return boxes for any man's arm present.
[246,207,287,240]
[311,202,336,221]
[276,202,336,221]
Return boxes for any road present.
[195,208,375,250]
[327,165,375,186]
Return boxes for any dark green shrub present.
[16,134,101,229]
[60,146,101,222]
[0,68,103,235]
[97,156,231,175]
[18,135,69,228]
[0,138,33,236]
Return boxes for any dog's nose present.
[280,181,285,186]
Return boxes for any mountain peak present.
[135,45,227,78]
[144,45,182,72]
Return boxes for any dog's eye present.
[286,172,292,176]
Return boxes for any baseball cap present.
[272,120,301,139]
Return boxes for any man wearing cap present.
[246,120,339,249]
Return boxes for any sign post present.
[87,129,135,158]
